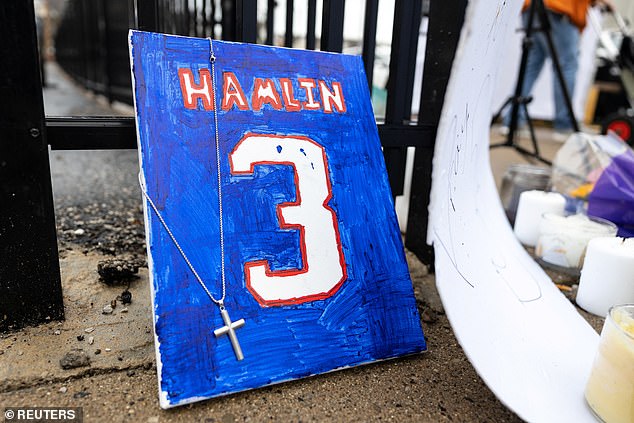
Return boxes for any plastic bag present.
[551,132,634,237]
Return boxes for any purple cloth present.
[588,149,634,237]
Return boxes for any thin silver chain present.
[138,37,226,309]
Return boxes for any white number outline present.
[229,133,348,306]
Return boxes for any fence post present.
[321,0,344,52]
[136,0,159,31]
[384,0,421,197]
[405,0,468,266]
[0,1,64,330]
[236,0,257,43]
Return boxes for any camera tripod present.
[491,0,580,165]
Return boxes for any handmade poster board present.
[129,31,425,408]
[427,0,600,421]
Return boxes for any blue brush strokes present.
[130,30,426,407]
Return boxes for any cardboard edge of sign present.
[159,350,428,409]
[128,29,169,410]
[128,30,427,409]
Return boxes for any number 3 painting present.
[129,30,426,408]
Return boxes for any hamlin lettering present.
[178,68,346,113]
[178,68,215,110]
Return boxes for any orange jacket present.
[523,0,593,31]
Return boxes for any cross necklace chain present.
[139,38,246,361]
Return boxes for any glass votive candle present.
[535,213,617,271]
[499,164,551,225]
[584,304,634,423]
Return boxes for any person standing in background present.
[503,0,615,140]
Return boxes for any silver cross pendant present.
[213,306,245,361]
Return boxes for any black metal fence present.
[55,0,378,106]
[1,0,466,330]
[52,0,455,204]
[55,1,134,104]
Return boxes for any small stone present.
[95,349,101,355]
[110,299,117,309]
[88,336,94,345]
[60,349,90,370]
[73,228,85,236]
[127,370,136,377]
[59,387,68,393]
[120,308,129,313]
[17,351,24,356]
[84,327,95,333]
[105,348,111,352]
[97,259,139,284]
[121,290,132,305]
[0,351,4,355]
[222,413,236,423]
[54,329,61,335]
[421,308,438,324]
[77,335,85,341]
[102,305,114,315]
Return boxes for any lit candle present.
[577,237,634,317]
[535,214,617,270]
[584,304,634,423]
[513,190,565,247]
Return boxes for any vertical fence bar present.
[265,0,275,45]
[306,0,316,50]
[362,0,378,91]
[79,0,89,85]
[221,0,236,40]
[284,0,294,47]
[192,0,198,36]
[99,0,113,102]
[236,0,257,43]
[383,0,421,197]
[405,0,467,266]
[0,1,64,330]
[136,0,159,31]
[211,0,217,38]
[202,0,208,37]
[167,0,176,33]
[184,0,191,35]
[321,0,344,52]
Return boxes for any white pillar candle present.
[576,237,634,317]
[513,190,565,247]
[535,214,617,269]
[584,304,634,423]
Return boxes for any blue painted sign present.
[129,30,426,408]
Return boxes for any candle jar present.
[513,190,566,247]
[499,164,551,225]
[535,214,618,273]
[577,237,634,317]
[584,304,634,423]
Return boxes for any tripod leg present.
[536,0,580,132]
[492,96,513,124]
[524,102,541,156]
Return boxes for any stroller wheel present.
[601,112,634,147]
